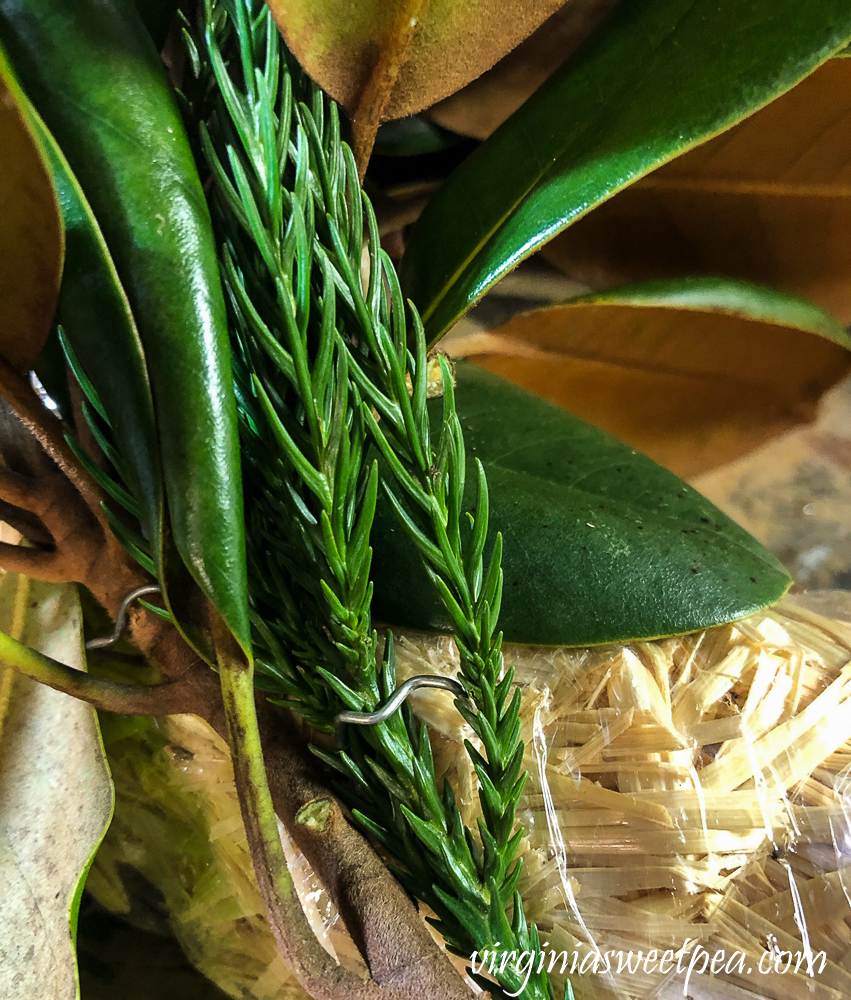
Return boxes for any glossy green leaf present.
[371,364,791,646]
[0,47,62,370]
[0,0,250,656]
[0,574,113,1000]
[32,113,164,571]
[541,58,851,326]
[400,0,851,342]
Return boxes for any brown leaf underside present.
[428,0,618,139]
[267,0,567,170]
[450,304,851,478]
[0,78,63,371]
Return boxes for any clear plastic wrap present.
[89,593,851,1000]
[400,593,851,1000]
[87,713,361,1000]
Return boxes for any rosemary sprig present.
[190,3,558,997]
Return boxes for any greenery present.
[0,0,849,999]
[192,3,546,994]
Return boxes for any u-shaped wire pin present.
[86,584,163,651]
[86,587,472,746]
[334,674,471,748]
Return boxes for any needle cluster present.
[187,3,558,996]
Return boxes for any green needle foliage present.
[187,1,561,997]
[57,330,161,580]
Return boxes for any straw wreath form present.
[89,594,851,1000]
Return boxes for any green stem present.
[0,629,197,714]
[217,652,382,1000]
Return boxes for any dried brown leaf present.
[0,54,63,370]
[428,0,617,139]
[450,287,851,477]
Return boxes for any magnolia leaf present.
[0,48,62,370]
[0,573,113,1000]
[0,0,252,661]
[371,363,791,646]
[266,0,566,164]
[34,112,165,590]
[544,58,851,324]
[400,0,851,343]
[428,0,617,141]
[447,278,851,478]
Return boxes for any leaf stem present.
[217,648,385,1000]
[0,629,200,715]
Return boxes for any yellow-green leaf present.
[0,573,113,1000]
[0,49,62,370]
